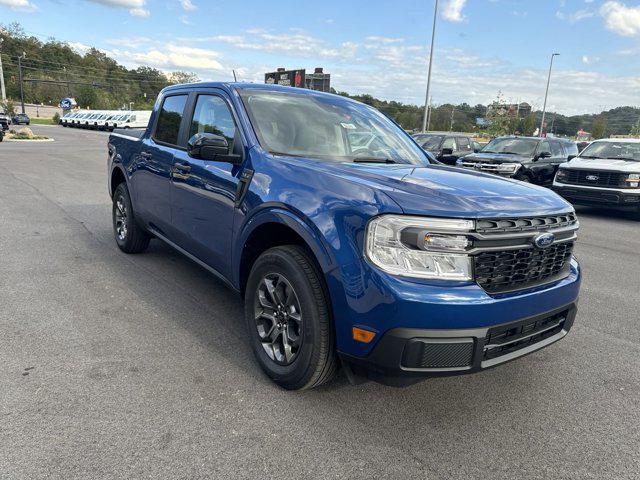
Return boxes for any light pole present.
[18,52,26,114]
[539,53,559,137]
[421,0,438,133]
[0,38,6,102]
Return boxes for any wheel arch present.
[235,208,337,297]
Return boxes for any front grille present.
[474,242,574,294]
[560,169,625,187]
[483,310,568,361]
[475,213,577,234]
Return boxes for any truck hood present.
[309,161,572,218]
[462,152,531,164]
[562,157,640,173]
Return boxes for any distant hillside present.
[0,23,197,110]
[1,22,638,137]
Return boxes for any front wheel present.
[244,246,337,390]
[112,182,150,253]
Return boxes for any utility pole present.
[539,53,559,137]
[0,39,6,102]
[421,0,438,133]
[450,106,455,131]
[18,52,26,114]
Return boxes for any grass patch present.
[28,118,56,125]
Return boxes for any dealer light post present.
[421,0,438,133]
[539,53,559,137]
[0,38,6,102]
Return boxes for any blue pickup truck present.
[108,83,581,389]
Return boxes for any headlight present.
[624,173,640,188]
[555,168,569,182]
[496,163,520,174]
[365,215,474,280]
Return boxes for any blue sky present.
[2,0,640,114]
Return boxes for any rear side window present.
[155,94,188,146]
[457,137,471,150]
[564,142,579,157]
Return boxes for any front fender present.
[232,206,338,288]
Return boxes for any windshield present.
[482,137,539,156]
[239,89,428,165]
[579,141,640,161]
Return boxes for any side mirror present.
[536,151,551,161]
[188,132,241,164]
[441,147,454,156]
[567,154,576,161]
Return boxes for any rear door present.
[546,140,566,184]
[133,93,189,237]
[170,90,244,278]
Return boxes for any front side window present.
[189,95,237,150]
[550,141,563,157]
[420,135,444,151]
[442,137,456,150]
[239,89,428,165]
[155,94,188,145]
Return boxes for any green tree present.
[630,117,640,137]
[592,115,608,139]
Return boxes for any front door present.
[171,91,244,278]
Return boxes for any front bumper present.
[553,183,640,207]
[341,303,576,386]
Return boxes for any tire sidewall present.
[113,183,133,249]
[244,248,326,388]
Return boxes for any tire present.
[244,245,337,390]
[112,182,150,254]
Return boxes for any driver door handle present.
[174,162,191,173]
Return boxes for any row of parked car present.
[0,111,31,130]
[59,110,152,131]
[412,131,640,211]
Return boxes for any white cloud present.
[0,0,38,12]
[110,43,224,72]
[68,42,91,55]
[85,0,150,17]
[600,1,640,36]
[442,0,467,22]
[105,29,639,115]
[179,0,196,11]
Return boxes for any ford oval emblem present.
[586,175,599,181]
[534,233,555,249]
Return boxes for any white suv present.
[553,138,640,210]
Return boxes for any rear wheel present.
[244,246,337,390]
[112,182,150,254]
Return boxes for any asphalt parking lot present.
[1,125,639,479]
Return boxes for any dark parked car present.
[12,113,30,125]
[457,136,579,185]
[412,132,479,165]
[0,112,10,130]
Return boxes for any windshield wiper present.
[352,157,400,164]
